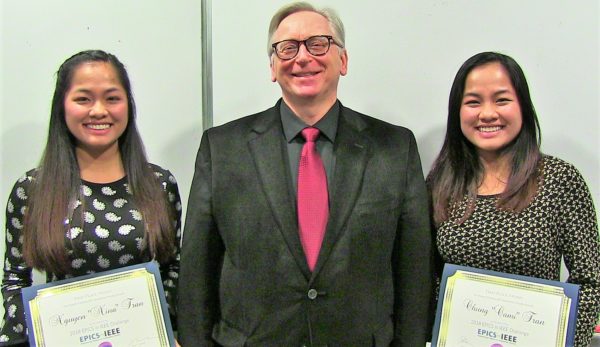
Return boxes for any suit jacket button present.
[307,288,318,300]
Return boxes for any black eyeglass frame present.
[271,35,343,60]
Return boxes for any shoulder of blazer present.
[203,100,282,140]
[338,102,414,140]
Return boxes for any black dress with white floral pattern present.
[436,156,600,347]
[0,164,181,346]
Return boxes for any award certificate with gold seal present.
[431,264,579,347]
[22,261,175,347]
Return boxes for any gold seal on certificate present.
[22,261,175,347]
[431,264,579,347]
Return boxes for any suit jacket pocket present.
[354,198,399,216]
[372,318,393,346]
[354,198,400,241]
[212,320,248,347]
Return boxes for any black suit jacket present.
[178,101,434,346]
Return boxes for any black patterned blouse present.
[0,164,182,346]
[436,155,600,347]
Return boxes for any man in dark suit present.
[178,2,434,346]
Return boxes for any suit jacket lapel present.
[311,106,369,279]
[247,103,312,278]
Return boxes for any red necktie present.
[297,127,329,271]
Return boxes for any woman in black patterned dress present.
[0,50,182,346]
[428,51,600,346]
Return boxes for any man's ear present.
[270,55,277,82]
[339,49,348,76]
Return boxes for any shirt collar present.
[280,100,339,143]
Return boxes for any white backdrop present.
[211,0,599,218]
[0,0,203,303]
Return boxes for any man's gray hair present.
[267,1,345,57]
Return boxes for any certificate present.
[431,264,579,347]
[22,261,175,347]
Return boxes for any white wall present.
[1,0,598,326]
[211,0,599,219]
[0,0,203,294]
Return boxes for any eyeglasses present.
[271,35,342,60]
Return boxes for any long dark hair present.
[427,51,542,225]
[23,50,176,274]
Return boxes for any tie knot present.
[301,127,320,143]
